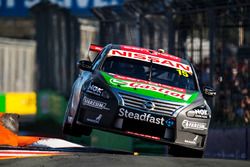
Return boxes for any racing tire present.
[63,95,92,136]
[62,122,82,137]
[77,124,92,136]
[168,145,204,158]
[63,122,92,137]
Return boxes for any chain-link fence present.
[30,0,249,127]
[93,0,250,127]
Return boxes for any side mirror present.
[77,60,92,71]
[203,86,216,97]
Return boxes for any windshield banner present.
[108,49,192,74]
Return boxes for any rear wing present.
[89,44,103,53]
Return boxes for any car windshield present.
[101,56,197,91]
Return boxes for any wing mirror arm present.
[203,86,216,97]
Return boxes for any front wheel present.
[77,124,92,136]
[168,145,204,158]
[63,99,92,136]
[62,122,81,137]
[63,122,92,136]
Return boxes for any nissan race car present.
[62,44,216,157]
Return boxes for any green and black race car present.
[62,44,216,157]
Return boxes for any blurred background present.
[0,0,249,160]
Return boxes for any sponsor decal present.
[108,49,192,74]
[110,78,191,100]
[118,108,165,126]
[86,114,102,124]
[165,118,175,128]
[82,96,109,110]
[182,120,207,130]
[194,109,209,117]
[113,74,186,93]
[184,135,199,145]
[87,83,103,96]
[186,108,210,119]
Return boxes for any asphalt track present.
[1,152,250,167]
[1,113,250,166]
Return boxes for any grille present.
[119,92,184,116]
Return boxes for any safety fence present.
[92,0,250,127]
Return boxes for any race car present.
[62,44,216,157]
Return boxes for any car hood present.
[100,71,199,104]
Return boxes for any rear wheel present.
[62,122,81,137]
[62,122,92,137]
[168,145,204,158]
[62,107,92,137]
[80,126,92,136]
[62,96,92,136]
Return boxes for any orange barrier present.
[0,113,41,147]
[0,113,70,160]
[0,113,18,146]
[17,136,42,147]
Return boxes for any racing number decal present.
[176,69,189,77]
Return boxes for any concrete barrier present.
[205,127,250,160]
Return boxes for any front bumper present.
[76,93,209,151]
